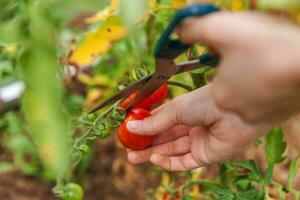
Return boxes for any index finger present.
[176,12,232,49]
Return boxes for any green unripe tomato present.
[95,123,111,139]
[82,112,96,122]
[78,144,90,155]
[63,183,83,200]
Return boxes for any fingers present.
[150,104,166,115]
[176,12,234,50]
[126,97,183,135]
[150,153,201,171]
[151,125,191,145]
[128,136,190,164]
[127,85,222,136]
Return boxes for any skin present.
[126,12,300,171]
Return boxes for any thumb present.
[126,98,182,135]
[126,85,220,135]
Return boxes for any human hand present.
[126,85,272,171]
[177,12,300,124]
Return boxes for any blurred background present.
[0,0,300,199]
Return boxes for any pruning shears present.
[90,4,220,113]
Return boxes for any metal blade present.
[89,56,219,113]
[89,75,152,113]
[136,58,177,103]
[175,56,219,74]
[175,60,202,74]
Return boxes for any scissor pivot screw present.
[158,75,166,80]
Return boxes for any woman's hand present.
[125,12,300,170]
[126,85,272,171]
[177,12,300,124]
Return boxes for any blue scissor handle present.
[154,4,219,60]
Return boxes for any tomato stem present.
[167,80,193,91]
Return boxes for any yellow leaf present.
[148,0,158,10]
[86,0,119,24]
[258,0,300,12]
[296,12,300,22]
[77,73,111,86]
[197,45,207,55]
[190,168,204,197]
[84,88,106,109]
[161,171,171,186]
[231,0,244,11]
[172,0,187,9]
[70,17,127,66]
[4,43,17,54]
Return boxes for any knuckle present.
[195,141,215,166]
[167,158,172,171]
[146,114,159,132]
[239,110,261,123]
[170,97,184,124]
[172,139,183,155]
[213,84,239,111]
[179,156,188,170]
[214,91,230,109]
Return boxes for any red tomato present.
[162,192,180,200]
[120,83,168,110]
[119,92,137,109]
[118,108,155,150]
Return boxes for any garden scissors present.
[90,4,220,113]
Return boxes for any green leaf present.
[219,163,235,186]
[253,138,263,148]
[236,189,265,200]
[230,160,258,172]
[273,182,285,200]
[181,194,192,200]
[287,156,299,190]
[198,181,221,193]
[213,188,235,200]
[265,127,287,166]
[225,160,264,184]
[235,176,252,191]
[264,164,274,184]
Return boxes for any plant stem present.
[167,80,193,91]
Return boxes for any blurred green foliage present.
[0,1,299,200]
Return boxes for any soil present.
[1,120,300,200]
[0,136,160,200]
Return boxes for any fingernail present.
[150,153,163,163]
[128,152,137,161]
[128,152,139,164]
[127,120,142,131]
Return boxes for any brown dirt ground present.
[0,136,160,200]
[1,117,300,200]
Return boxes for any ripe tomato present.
[118,108,155,150]
[120,83,168,110]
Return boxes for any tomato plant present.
[0,0,300,200]
[118,108,155,150]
